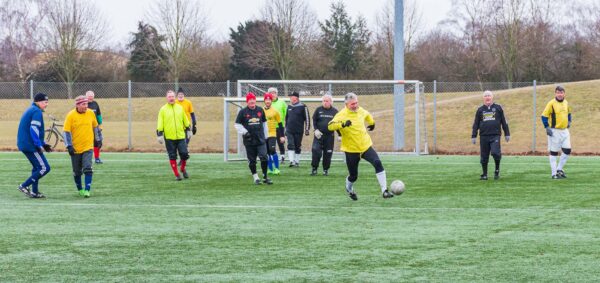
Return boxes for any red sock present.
[180,159,187,172]
[93,147,100,159]
[169,159,179,176]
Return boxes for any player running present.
[157,90,192,181]
[17,93,53,198]
[471,90,510,180]
[311,92,338,176]
[85,91,104,164]
[263,92,285,175]
[285,91,310,167]
[63,95,102,197]
[268,87,288,164]
[235,92,273,185]
[328,92,394,200]
[541,85,572,179]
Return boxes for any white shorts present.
[547,128,571,152]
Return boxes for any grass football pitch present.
[1,152,600,282]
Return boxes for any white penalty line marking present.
[2,202,600,212]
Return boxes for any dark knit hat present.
[177,87,185,94]
[290,91,299,97]
[34,93,48,102]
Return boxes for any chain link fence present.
[1,80,595,154]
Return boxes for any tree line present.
[1,0,599,84]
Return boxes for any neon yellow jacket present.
[328,106,375,153]
[157,103,190,140]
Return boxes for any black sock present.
[482,163,488,176]
[494,159,500,172]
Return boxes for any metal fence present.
[1,80,592,154]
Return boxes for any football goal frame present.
[224,80,426,162]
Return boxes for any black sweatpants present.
[286,132,303,154]
[345,147,384,183]
[311,134,334,170]
[165,139,189,161]
[246,142,268,177]
[480,135,501,174]
[266,137,277,155]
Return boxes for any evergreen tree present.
[127,22,168,81]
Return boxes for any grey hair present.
[322,93,333,101]
[344,92,358,102]
[268,87,278,94]
[483,90,493,97]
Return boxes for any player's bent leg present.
[361,147,391,197]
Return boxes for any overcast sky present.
[94,0,453,47]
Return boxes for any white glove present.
[186,130,193,140]
[157,136,164,145]
[314,129,323,139]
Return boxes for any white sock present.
[295,153,301,164]
[345,177,354,193]
[558,154,569,171]
[252,174,259,181]
[288,151,295,163]
[549,155,557,176]
[376,171,387,193]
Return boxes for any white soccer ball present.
[390,180,405,195]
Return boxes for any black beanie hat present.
[177,87,185,94]
[34,93,48,102]
[290,91,299,97]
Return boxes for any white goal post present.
[224,80,427,161]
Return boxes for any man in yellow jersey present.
[268,87,288,164]
[541,85,572,179]
[176,87,196,144]
[63,95,101,197]
[157,90,192,181]
[263,92,285,175]
[328,92,394,201]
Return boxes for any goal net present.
[224,80,427,161]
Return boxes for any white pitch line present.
[1,202,600,213]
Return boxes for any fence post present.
[532,80,537,153]
[415,83,420,156]
[433,80,437,154]
[30,80,34,101]
[128,80,132,150]
[224,80,230,161]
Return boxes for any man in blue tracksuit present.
[17,93,53,198]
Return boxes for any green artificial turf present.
[1,152,600,282]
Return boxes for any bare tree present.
[0,0,45,82]
[40,0,108,97]
[261,0,317,79]
[373,0,422,79]
[146,0,208,84]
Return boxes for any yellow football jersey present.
[541,98,571,129]
[264,107,281,137]
[63,109,98,154]
[328,106,375,153]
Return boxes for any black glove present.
[67,146,75,156]
[342,120,352,128]
[192,124,197,135]
[545,127,553,137]
[43,144,53,153]
[367,124,375,131]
